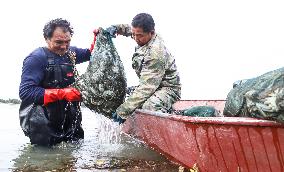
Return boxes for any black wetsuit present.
[19,47,90,146]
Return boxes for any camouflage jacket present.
[114,24,181,118]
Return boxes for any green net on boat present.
[183,106,219,117]
[224,67,284,123]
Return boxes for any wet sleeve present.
[19,55,45,104]
[114,24,132,37]
[73,47,91,64]
[116,47,166,117]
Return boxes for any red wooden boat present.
[122,100,284,172]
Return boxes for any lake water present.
[0,103,180,171]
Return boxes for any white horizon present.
[1,0,283,100]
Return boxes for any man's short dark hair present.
[131,13,155,33]
[43,18,74,39]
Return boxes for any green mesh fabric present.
[224,67,284,123]
[183,106,219,117]
[74,28,127,118]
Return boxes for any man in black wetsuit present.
[19,18,95,146]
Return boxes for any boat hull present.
[122,100,284,172]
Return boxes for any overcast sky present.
[0,0,283,100]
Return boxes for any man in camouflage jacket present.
[107,13,181,122]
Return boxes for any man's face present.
[46,27,71,56]
[131,27,153,46]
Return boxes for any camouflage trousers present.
[141,87,181,113]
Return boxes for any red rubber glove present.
[89,29,99,52]
[44,87,81,105]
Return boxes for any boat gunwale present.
[134,109,284,127]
